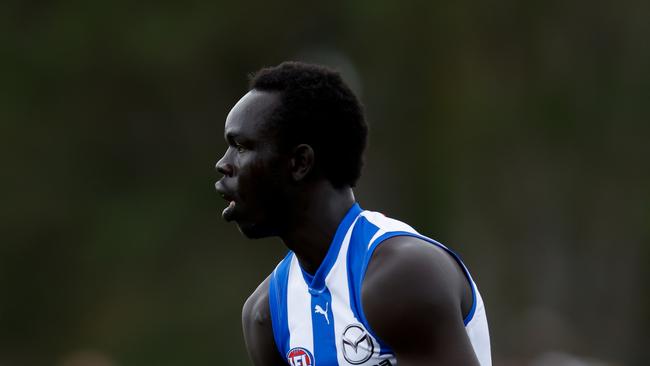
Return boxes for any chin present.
[236,221,278,239]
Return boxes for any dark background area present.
[1,1,648,365]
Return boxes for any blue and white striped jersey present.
[268,203,491,366]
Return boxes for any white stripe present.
[325,216,361,365]
[287,255,314,354]
[361,211,417,248]
[466,289,492,365]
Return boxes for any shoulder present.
[361,235,478,363]
[242,274,285,366]
[243,274,272,324]
[362,235,467,315]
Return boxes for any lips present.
[222,200,236,221]
[214,180,237,221]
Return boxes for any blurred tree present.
[1,0,648,365]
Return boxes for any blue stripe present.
[345,216,397,355]
[307,203,362,294]
[269,252,293,357]
[347,216,379,317]
[311,287,338,365]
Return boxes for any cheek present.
[239,159,286,202]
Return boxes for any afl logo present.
[287,347,314,366]
[341,324,374,364]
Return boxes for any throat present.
[289,233,332,276]
[280,184,357,275]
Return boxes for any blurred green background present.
[1,0,649,365]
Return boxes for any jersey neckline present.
[298,202,362,294]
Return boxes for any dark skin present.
[216,90,479,365]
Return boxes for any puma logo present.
[314,302,329,324]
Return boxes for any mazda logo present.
[341,324,374,364]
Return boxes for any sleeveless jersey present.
[268,203,491,366]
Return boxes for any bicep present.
[361,237,479,366]
[242,276,287,366]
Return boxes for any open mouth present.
[222,200,236,221]
[215,182,237,221]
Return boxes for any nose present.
[216,152,234,177]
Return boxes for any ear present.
[290,144,315,182]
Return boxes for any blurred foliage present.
[1,0,649,365]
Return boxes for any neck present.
[280,182,356,275]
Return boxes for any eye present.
[235,143,246,153]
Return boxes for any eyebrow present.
[225,131,239,142]
[225,131,256,146]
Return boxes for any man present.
[215,62,491,366]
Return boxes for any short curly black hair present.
[249,61,367,188]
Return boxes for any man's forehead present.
[224,90,279,134]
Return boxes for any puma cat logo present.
[314,302,329,324]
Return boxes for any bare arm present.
[242,275,287,366]
[362,236,479,366]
